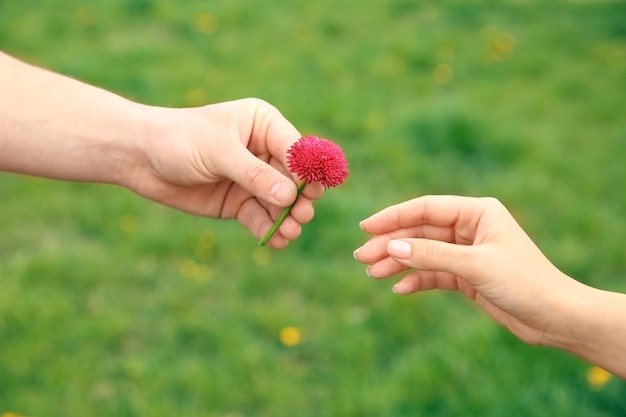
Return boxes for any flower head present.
[587,365,612,390]
[279,326,304,347]
[287,135,348,187]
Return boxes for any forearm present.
[0,51,148,185]
[552,284,626,379]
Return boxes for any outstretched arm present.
[0,51,145,184]
[354,195,626,379]
[0,51,324,248]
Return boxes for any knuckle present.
[245,97,275,113]
[421,240,440,267]
[244,163,266,187]
[480,196,504,211]
[480,196,498,205]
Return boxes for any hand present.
[123,98,324,248]
[353,195,584,347]
[0,52,321,248]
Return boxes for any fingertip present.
[358,216,376,233]
[263,232,289,249]
[301,182,324,200]
[392,281,411,295]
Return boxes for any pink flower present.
[287,135,348,187]
[258,135,348,246]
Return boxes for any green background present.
[1,0,625,415]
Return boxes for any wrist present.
[547,281,626,377]
[110,103,160,189]
[542,279,597,352]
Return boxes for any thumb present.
[224,144,298,207]
[387,238,477,279]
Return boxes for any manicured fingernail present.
[388,240,411,259]
[270,182,291,203]
[358,220,365,230]
[365,266,372,277]
[352,248,360,260]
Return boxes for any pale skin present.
[354,195,626,379]
[0,51,324,248]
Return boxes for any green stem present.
[258,181,306,246]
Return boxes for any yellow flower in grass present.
[279,326,303,347]
[482,29,516,63]
[2,412,29,417]
[587,365,612,389]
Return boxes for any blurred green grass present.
[1,0,625,416]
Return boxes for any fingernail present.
[352,248,360,260]
[365,266,372,277]
[388,240,411,259]
[358,220,365,231]
[270,182,291,203]
[392,284,399,294]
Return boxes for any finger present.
[355,224,459,264]
[260,192,313,224]
[265,157,324,207]
[248,98,301,170]
[225,142,298,207]
[354,234,392,264]
[365,256,409,279]
[289,195,315,225]
[236,197,274,240]
[264,234,290,249]
[359,195,482,235]
[239,197,305,248]
[301,182,325,201]
[392,270,465,294]
[386,238,478,279]
[235,196,291,247]
[276,215,302,241]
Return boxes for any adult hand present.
[124,98,325,248]
[0,52,322,248]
